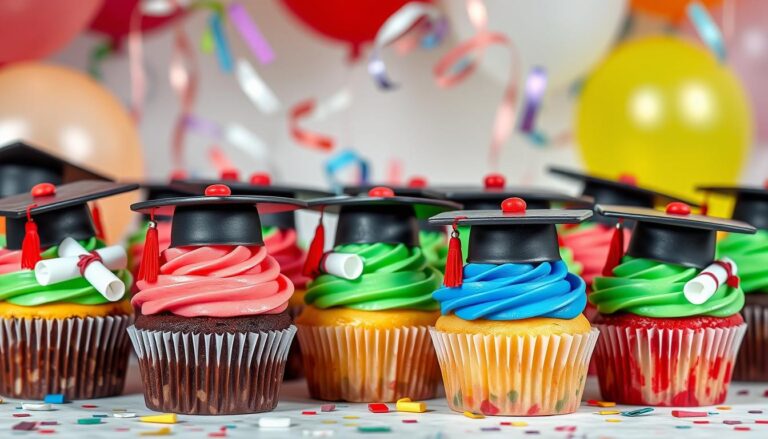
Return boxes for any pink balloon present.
[685,0,768,142]
[0,0,103,64]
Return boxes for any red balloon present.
[280,0,431,61]
[0,0,103,63]
[89,0,182,45]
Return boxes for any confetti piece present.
[511,422,528,427]
[112,408,127,412]
[208,432,226,438]
[756,420,768,424]
[598,411,621,415]
[21,403,52,411]
[140,427,172,436]
[114,412,137,418]
[343,416,359,420]
[320,404,335,412]
[396,398,426,413]
[81,404,98,409]
[140,413,178,424]
[463,411,484,419]
[621,407,654,417]
[39,429,56,434]
[735,426,751,431]
[93,414,109,418]
[40,421,58,426]
[724,420,742,425]
[77,418,102,425]
[368,403,390,413]
[737,390,749,395]
[554,426,576,432]
[672,410,708,418]
[676,425,692,429]
[344,423,359,427]
[694,420,710,424]
[302,411,318,415]
[749,410,763,414]
[13,421,37,431]
[524,431,540,435]
[321,420,337,425]
[597,401,616,407]
[13,413,30,417]
[717,406,732,410]
[358,426,391,433]
[259,417,291,428]
[43,394,65,404]
[606,419,621,423]
[403,419,417,423]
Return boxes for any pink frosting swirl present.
[560,224,630,286]
[263,228,309,289]
[132,245,293,317]
[0,248,21,275]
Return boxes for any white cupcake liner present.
[127,325,296,415]
[297,324,440,402]
[0,315,132,400]
[593,323,746,406]
[430,328,599,416]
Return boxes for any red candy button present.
[205,184,231,197]
[31,183,56,198]
[618,173,637,186]
[249,172,271,186]
[407,176,427,188]
[220,169,239,181]
[502,197,527,213]
[666,202,691,216]
[484,173,506,189]
[368,186,395,198]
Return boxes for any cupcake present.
[174,172,330,380]
[296,187,460,402]
[699,185,768,381]
[128,184,306,414]
[0,180,138,400]
[589,202,754,406]
[429,197,598,416]
[550,167,696,288]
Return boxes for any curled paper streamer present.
[208,145,237,174]
[519,67,547,134]
[305,88,352,123]
[141,0,190,16]
[684,258,738,305]
[228,2,275,65]
[185,115,269,165]
[321,252,364,280]
[434,0,520,164]
[290,99,334,151]
[170,20,198,169]
[210,12,233,72]
[368,2,445,89]
[129,3,146,122]
[325,149,370,193]
[35,238,128,302]
[687,2,726,62]
[236,58,281,114]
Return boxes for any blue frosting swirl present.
[432,260,586,321]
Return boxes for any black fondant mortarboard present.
[549,166,696,208]
[429,197,592,264]
[308,187,461,247]
[130,183,306,247]
[596,203,756,269]
[0,180,139,249]
[0,141,110,198]
[172,173,330,230]
[438,173,590,211]
[698,185,768,231]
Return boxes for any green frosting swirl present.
[717,230,768,294]
[0,238,132,306]
[590,257,744,318]
[0,234,6,248]
[420,230,448,272]
[560,246,583,276]
[304,243,441,311]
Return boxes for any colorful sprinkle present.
[93,414,109,418]
[748,410,763,414]
[320,420,337,425]
[139,413,178,424]
[735,426,751,431]
[40,421,58,426]
[723,420,742,425]
[622,407,654,417]
[77,418,102,425]
[12,413,30,417]
[113,412,137,418]
[343,416,359,420]
[716,406,732,410]
[606,419,621,423]
[368,403,389,413]
[554,426,576,432]
[756,420,768,424]
[481,427,501,431]
[12,421,37,431]
[511,422,528,427]
[598,410,621,415]
[672,410,708,418]
[258,417,291,428]
[737,390,749,395]
[358,426,391,433]
[140,427,172,436]
[320,404,335,412]
[675,425,692,429]
[39,429,56,434]
[396,398,426,413]
[81,404,98,409]
[43,394,65,404]
[463,411,484,419]
[402,419,417,424]
[693,420,710,424]
[302,411,318,415]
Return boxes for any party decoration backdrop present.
[0,63,144,242]
[576,36,751,214]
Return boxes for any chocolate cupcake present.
[128,184,306,415]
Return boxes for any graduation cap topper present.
[698,184,768,230]
[301,186,461,277]
[597,202,756,273]
[0,180,139,270]
[129,183,306,283]
[429,197,593,287]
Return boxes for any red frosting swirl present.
[560,224,630,286]
[0,248,21,275]
[132,245,293,317]
[263,228,309,289]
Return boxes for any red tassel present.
[443,219,464,287]
[303,211,325,277]
[21,205,41,270]
[91,202,106,241]
[602,221,625,277]
[137,212,160,283]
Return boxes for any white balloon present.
[444,0,628,90]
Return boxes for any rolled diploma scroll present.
[321,252,364,280]
[34,237,128,302]
[683,257,738,305]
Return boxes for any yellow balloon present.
[0,63,144,243]
[576,37,752,216]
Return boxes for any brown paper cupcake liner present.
[127,325,296,415]
[297,325,440,402]
[0,315,132,400]
[430,328,599,416]
[283,304,304,380]
[593,323,746,406]
[734,303,768,381]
